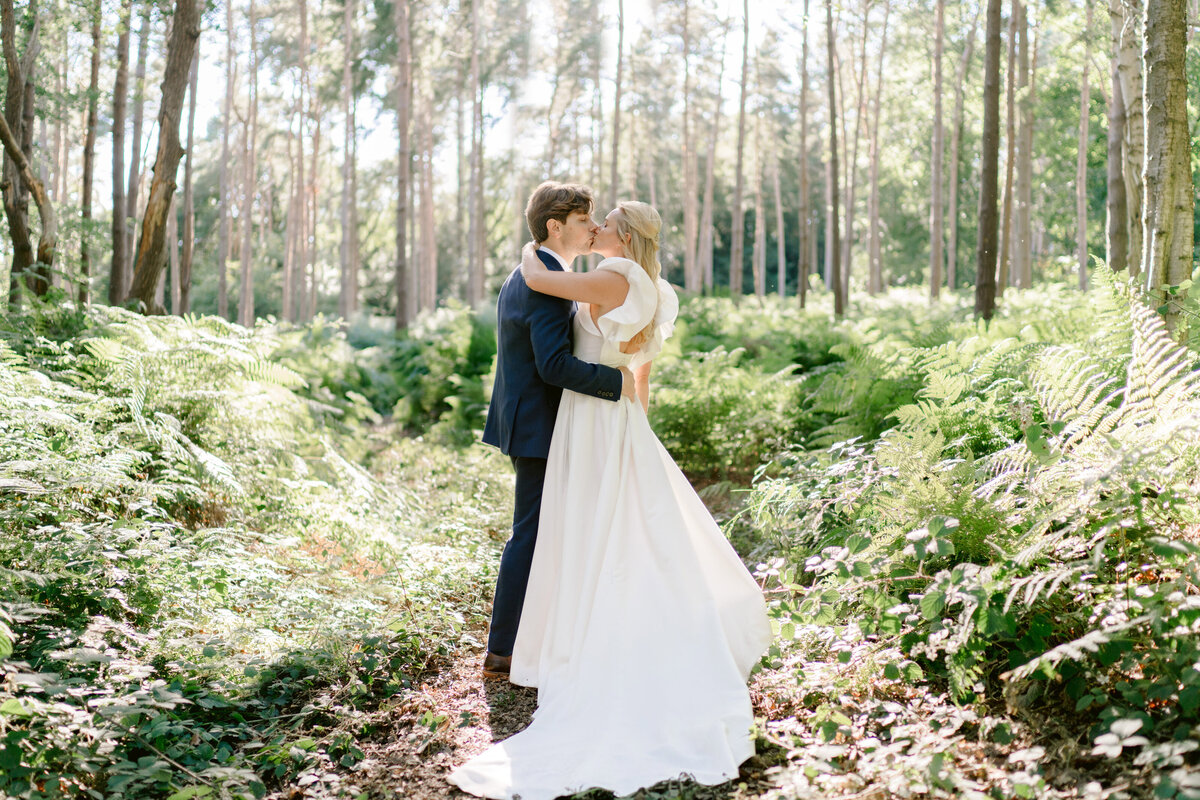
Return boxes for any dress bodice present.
[571,257,679,370]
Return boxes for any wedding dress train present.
[450,258,772,800]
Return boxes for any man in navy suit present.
[480,181,633,678]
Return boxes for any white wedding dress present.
[449,258,772,800]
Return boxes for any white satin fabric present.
[449,258,771,800]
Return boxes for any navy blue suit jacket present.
[482,248,623,458]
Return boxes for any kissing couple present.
[449,181,772,800]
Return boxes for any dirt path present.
[343,637,787,800]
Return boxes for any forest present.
[2,0,1200,797]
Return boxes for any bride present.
[449,201,771,800]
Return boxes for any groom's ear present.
[545,218,560,238]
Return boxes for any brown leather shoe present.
[482,652,512,679]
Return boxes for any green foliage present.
[0,301,509,798]
[751,282,1200,771]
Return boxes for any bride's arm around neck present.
[521,242,629,313]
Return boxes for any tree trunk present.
[997,0,1017,297]
[682,0,698,292]
[1077,0,1093,290]
[1113,0,1145,278]
[297,0,310,319]
[124,4,149,282]
[1013,0,1033,289]
[698,28,727,295]
[420,87,436,311]
[79,0,101,304]
[801,0,811,307]
[467,0,484,307]
[730,0,749,297]
[1142,0,1193,329]
[339,0,356,319]
[752,109,765,298]
[774,154,785,298]
[394,0,411,329]
[947,5,979,292]
[0,98,56,290]
[867,0,891,296]
[168,194,179,311]
[1105,8,1128,273]
[179,44,198,313]
[109,0,131,305]
[216,0,233,319]
[307,115,320,319]
[930,0,945,301]
[975,0,1002,320]
[826,0,842,316]
[283,125,297,321]
[610,0,623,210]
[126,0,199,314]
[233,0,257,325]
[841,0,869,306]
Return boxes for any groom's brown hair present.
[525,181,594,244]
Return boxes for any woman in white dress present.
[449,202,772,800]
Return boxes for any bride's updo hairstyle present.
[612,201,662,349]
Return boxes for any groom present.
[480,181,633,679]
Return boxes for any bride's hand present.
[520,242,547,279]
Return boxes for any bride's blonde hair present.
[613,201,662,349]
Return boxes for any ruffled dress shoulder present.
[581,257,679,368]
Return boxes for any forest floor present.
[262,444,1118,800]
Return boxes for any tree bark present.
[774,155,785,298]
[179,45,198,314]
[1013,0,1033,289]
[1105,7,1128,273]
[1142,0,1193,329]
[698,27,727,295]
[1113,0,1145,277]
[420,86,436,311]
[168,194,178,312]
[682,0,698,292]
[975,0,1002,320]
[841,0,869,305]
[930,0,945,301]
[1,0,47,304]
[0,97,55,284]
[610,0,623,210]
[997,0,1017,297]
[339,0,356,319]
[394,0,411,329]
[235,0,257,326]
[124,4,149,281]
[79,0,101,304]
[866,0,890,296]
[108,0,131,304]
[752,108,765,298]
[125,0,200,314]
[1077,0,1093,290]
[216,0,234,319]
[798,0,811,305]
[826,0,842,316]
[730,0,749,296]
[467,0,484,307]
[947,5,979,292]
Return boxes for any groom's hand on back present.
[619,367,636,401]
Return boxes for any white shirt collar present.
[537,246,570,271]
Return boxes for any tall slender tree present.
[216,0,234,319]
[109,0,131,305]
[236,0,257,325]
[866,0,890,296]
[394,0,411,329]
[467,0,483,307]
[975,0,1002,320]
[1105,1,1127,273]
[179,45,198,313]
[1113,0,1144,276]
[1142,0,1192,329]
[730,0,749,296]
[997,0,1017,297]
[1012,0,1033,288]
[826,0,843,316]
[929,0,945,300]
[947,5,979,291]
[798,0,812,305]
[610,0,623,210]
[124,3,150,281]
[126,0,200,313]
[681,0,699,292]
[697,26,727,294]
[79,0,101,304]
[1076,0,1093,290]
[339,0,357,319]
